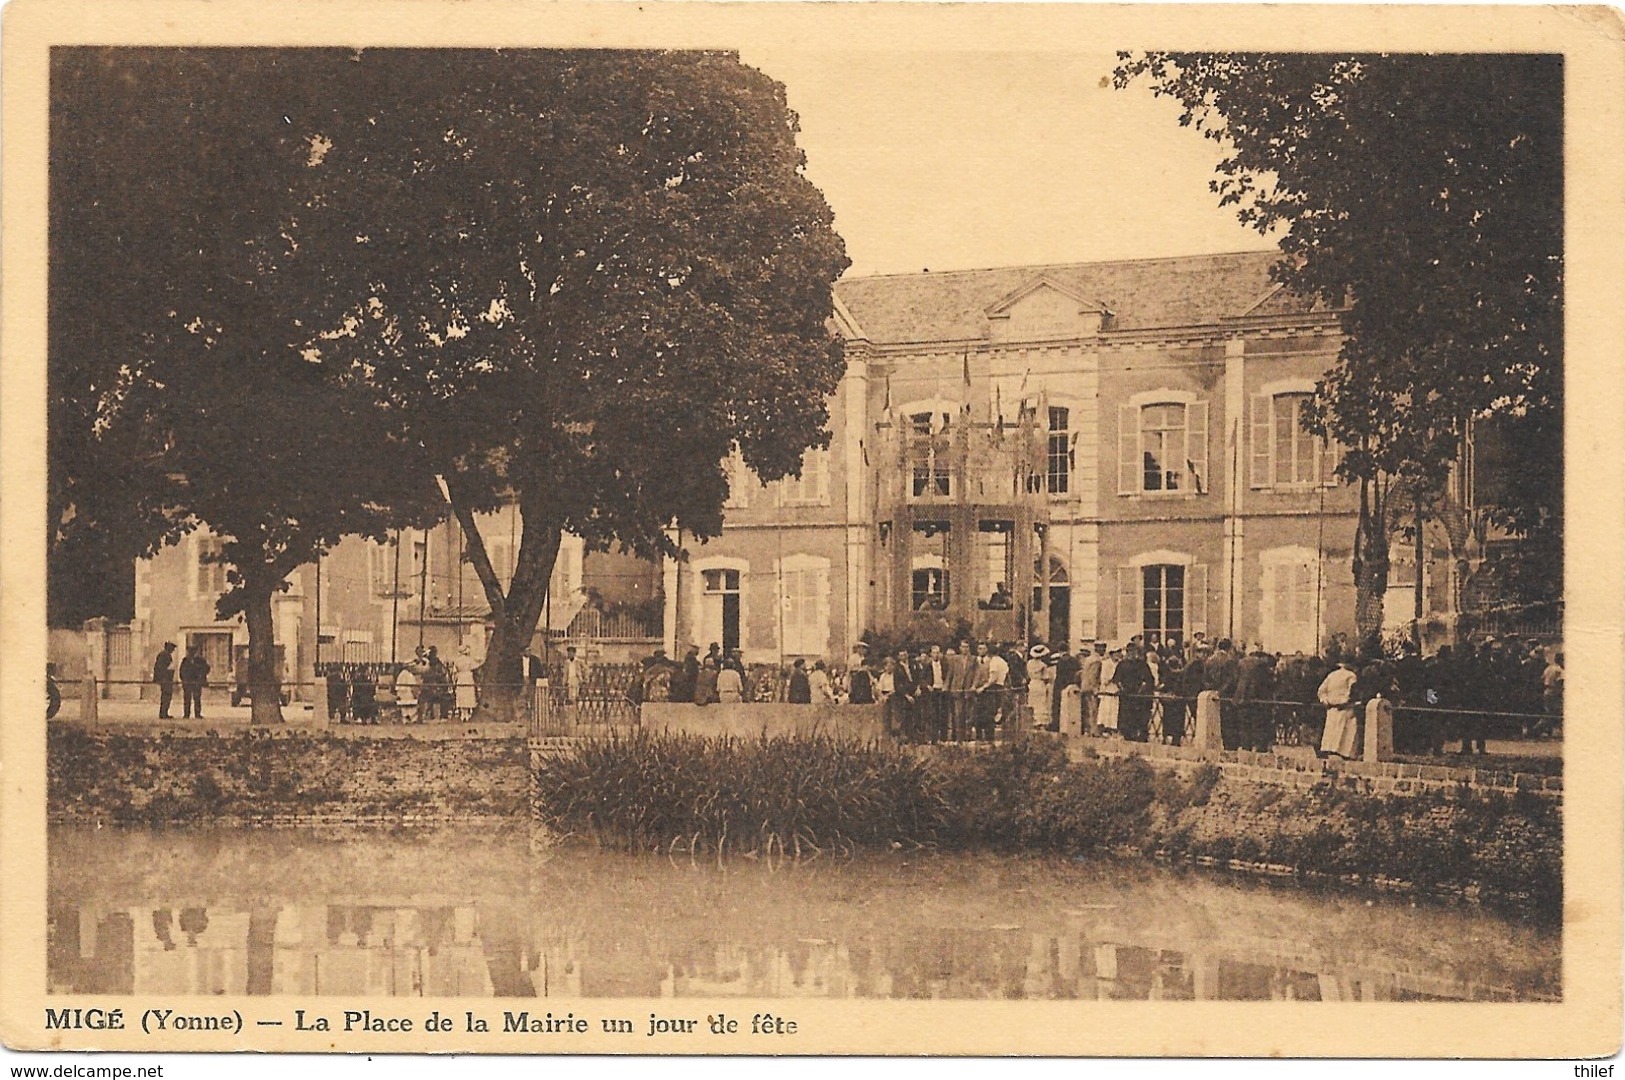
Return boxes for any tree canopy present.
[51,48,850,715]
[1113,53,1560,494]
[51,50,447,715]
[1114,52,1563,624]
[290,50,849,710]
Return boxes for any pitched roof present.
[833,249,1300,344]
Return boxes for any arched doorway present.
[1032,555,1071,648]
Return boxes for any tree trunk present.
[448,490,564,724]
[1351,474,1390,658]
[242,574,285,724]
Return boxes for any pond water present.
[48,825,1559,1002]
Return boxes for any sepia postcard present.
[2,0,1622,1062]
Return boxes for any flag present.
[962,349,972,413]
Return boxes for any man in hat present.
[152,642,177,720]
[670,644,699,703]
[847,643,875,705]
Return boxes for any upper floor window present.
[1046,406,1072,495]
[370,535,413,599]
[778,448,830,506]
[908,412,953,500]
[1118,397,1208,496]
[1251,391,1337,489]
[194,534,228,599]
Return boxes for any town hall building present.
[661,249,1451,663]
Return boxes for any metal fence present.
[563,608,662,642]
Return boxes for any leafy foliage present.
[280,50,850,711]
[1113,53,1563,617]
[51,50,449,712]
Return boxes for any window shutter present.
[1258,562,1276,651]
[1250,394,1272,489]
[1319,438,1340,487]
[1186,563,1209,638]
[815,565,832,658]
[1186,400,1209,495]
[1117,404,1139,495]
[816,450,830,505]
[1116,566,1140,643]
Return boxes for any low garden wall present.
[638,701,886,741]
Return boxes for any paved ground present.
[53,697,1562,760]
[52,697,524,739]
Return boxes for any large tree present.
[51,50,445,720]
[1114,53,1562,642]
[295,50,850,718]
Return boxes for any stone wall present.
[638,701,887,741]
[48,727,528,825]
[1072,735,1562,801]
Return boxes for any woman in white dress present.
[394,663,419,724]
[1317,659,1359,759]
[453,644,479,719]
[1095,649,1121,734]
[1026,645,1053,730]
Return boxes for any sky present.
[738,49,1279,279]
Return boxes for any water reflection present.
[48,826,1559,1003]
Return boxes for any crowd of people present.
[319,643,484,724]
[634,631,1563,757]
[1015,632,1562,758]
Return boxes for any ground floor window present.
[1141,564,1185,649]
[1264,557,1320,654]
[779,558,830,657]
[185,631,234,683]
[700,567,742,654]
[1119,559,1206,647]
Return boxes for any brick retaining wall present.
[1070,734,1561,801]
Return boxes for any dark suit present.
[889,662,917,740]
[1232,654,1277,751]
[1050,652,1081,731]
[1114,655,1153,742]
[179,654,210,719]
[670,656,698,703]
[944,653,974,740]
[919,659,949,741]
[1201,651,1240,748]
[152,650,176,719]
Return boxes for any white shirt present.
[986,654,1009,687]
[1318,667,1357,707]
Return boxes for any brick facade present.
[663,251,1459,663]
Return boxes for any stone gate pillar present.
[1363,695,1395,763]
[1192,690,1224,751]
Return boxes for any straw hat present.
[1028,644,1050,659]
